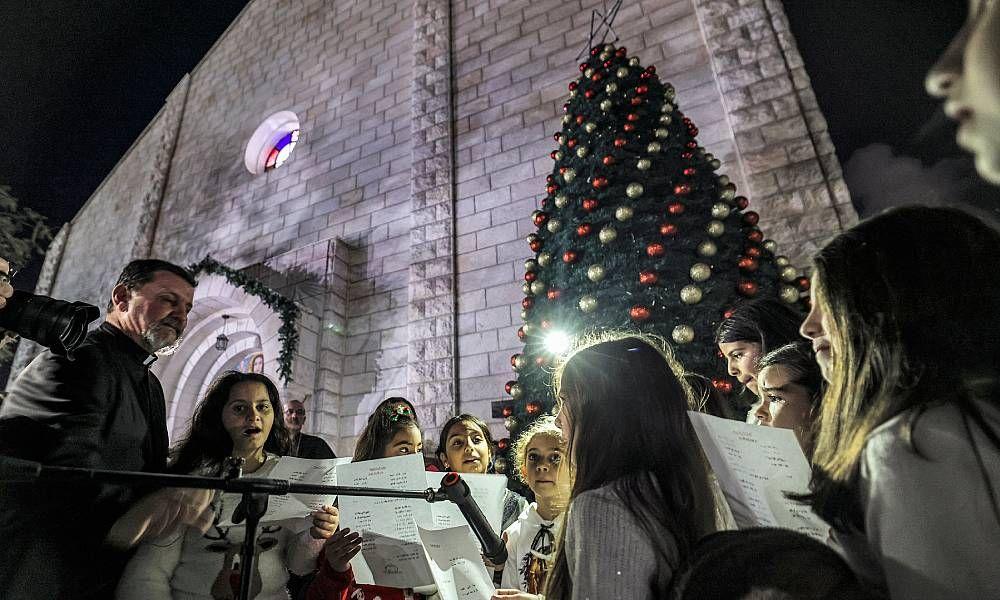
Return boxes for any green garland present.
[188,256,300,386]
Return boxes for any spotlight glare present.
[544,330,572,355]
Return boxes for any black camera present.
[0,290,100,358]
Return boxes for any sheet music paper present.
[418,524,496,600]
[688,411,829,541]
[425,472,507,535]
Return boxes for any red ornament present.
[738,280,760,297]
[742,211,760,226]
[504,380,516,394]
[590,47,600,56]
[498,438,511,451]
[614,138,627,148]
[526,401,542,415]
[591,72,602,82]
[674,183,692,196]
[567,138,577,149]
[576,223,592,237]
[796,276,811,291]
[627,113,639,122]
[683,167,697,176]
[602,155,615,166]
[723,308,736,319]
[522,297,534,310]
[623,123,635,132]
[630,305,652,321]
[737,257,759,272]
[582,198,599,212]
[562,250,579,263]
[736,196,750,209]
[533,212,549,226]
[528,238,543,252]
[659,222,678,236]
[547,288,561,300]
[747,229,764,243]
[562,103,570,112]
[517,327,526,340]
[592,176,608,190]
[579,63,588,72]
[639,270,659,286]
[568,81,578,91]
[510,354,521,367]
[502,405,514,417]
[558,167,567,175]
[615,47,627,58]
[524,271,537,282]
[546,174,554,183]
[745,245,762,258]
[535,355,548,366]
[686,141,698,149]
[646,242,666,258]
[630,97,642,106]
[575,115,585,125]
[553,132,561,142]
[640,71,652,80]
[636,85,648,95]
[549,150,559,160]
[667,202,686,215]
[584,89,595,99]
[546,184,557,195]
[712,378,734,395]
[603,60,613,69]
[646,65,656,74]
[688,127,699,136]
[681,151,694,159]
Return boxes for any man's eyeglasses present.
[285,408,306,416]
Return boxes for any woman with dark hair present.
[437,413,527,530]
[715,297,804,421]
[116,371,324,600]
[754,341,824,457]
[800,206,1000,599]
[543,334,723,600]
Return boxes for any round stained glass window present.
[245,111,301,175]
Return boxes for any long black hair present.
[545,334,717,599]
[169,371,290,474]
[354,404,421,462]
[715,296,803,353]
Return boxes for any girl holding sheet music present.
[115,371,325,600]
[307,405,437,600]
[799,206,1000,599]
[540,334,724,600]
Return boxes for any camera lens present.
[0,290,100,357]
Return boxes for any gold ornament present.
[553,150,563,161]
[556,134,564,145]
[672,324,695,344]
[711,203,731,219]
[626,182,644,198]
[530,280,547,295]
[637,158,651,171]
[599,226,618,244]
[600,99,613,111]
[659,114,672,125]
[775,255,790,267]
[780,266,798,282]
[697,240,718,257]
[655,128,669,139]
[525,259,538,271]
[587,264,606,282]
[719,183,737,201]
[547,219,562,233]
[629,57,640,66]
[605,82,618,93]
[584,122,597,133]
[603,44,614,52]
[718,175,731,186]
[504,416,518,431]
[599,51,611,61]
[661,103,674,113]
[680,285,704,304]
[568,90,577,98]
[514,355,527,370]
[510,383,524,399]
[615,206,634,221]
[520,309,528,320]
[562,168,576,183]
[709,159,722,170]
[562,115,571,125]
[665,84,676,101]
[579,295,598,313]
[690,263,712,282]
[780,285,800,304]
[576,146,589,158]
[522,323,535,337]
[647,141,662,153]
[706,220,725,237]
[538,252,552,267]
[522,282,532,294]
[555,194,569,208]
[585,68,594,78]
[763,240,778,253]
[616,67,629,78]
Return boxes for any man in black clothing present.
[283,398,336,459]
[0,259,212,599]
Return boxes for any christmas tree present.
[492,44,809,477]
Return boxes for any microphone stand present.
[1,456,449,600]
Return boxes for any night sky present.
[0,0,992,294]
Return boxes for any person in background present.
[800,206,1000,599]
[715,297,804,423]
[0,259,213,600]
[754,341,824,458]
[116,371,324,600]
[284,396,336,459]
[544,334,724,600]
[493,415,571,599]
[925,0,1000,186]
[0,257,12,308]
[437,413,527,530]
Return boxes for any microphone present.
[440,472,508,566]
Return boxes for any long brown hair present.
[545,333,717,599]
[806,206,1000,531]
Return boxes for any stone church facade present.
[12,0,856,454]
